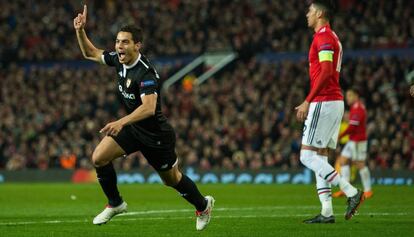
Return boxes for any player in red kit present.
[295,0,364,223]
[333,88,373,199]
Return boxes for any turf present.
[0,184,413,237]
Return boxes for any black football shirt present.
[102,51,175,148]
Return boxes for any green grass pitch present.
[0,184,413,237]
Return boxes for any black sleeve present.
[139,72,158,97]
[102,51,119,67]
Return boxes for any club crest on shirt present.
[126,78,132,88]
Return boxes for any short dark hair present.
[313,0,336,21]
[119,25,143,43]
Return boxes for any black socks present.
[95,162,123,207]
[96,164,205,211]
[173,174,207,211]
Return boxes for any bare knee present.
[159,168,182,187]
[91,149,109,168]
[91,136,125,168]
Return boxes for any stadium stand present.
[0,0,413,65]
[0,0,413,171]
[1,57,413,170]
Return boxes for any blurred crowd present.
[1,0,414,67]
[1,0,413,171]
[166,57,414,171]
[1,56,413,171]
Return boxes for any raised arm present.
[73,5,104,63]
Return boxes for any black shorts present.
[110,125,177,171]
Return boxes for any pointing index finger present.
[83,5,87,18]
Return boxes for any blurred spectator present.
[1,55,414,171]
[165,57,414,171]
[1,0,414,67]
[0,57,413,170]
[59,148,77,169]
[6,154,26,171]
[0,0,413,171]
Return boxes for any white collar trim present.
[124,53,141,69]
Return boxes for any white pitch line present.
[120,206,320,216]
[0,206,410,226]
[86,212,412,223]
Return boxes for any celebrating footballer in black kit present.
[73,5,214,230]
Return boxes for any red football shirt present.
[307,24,343,102]
[340,100,367,141]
